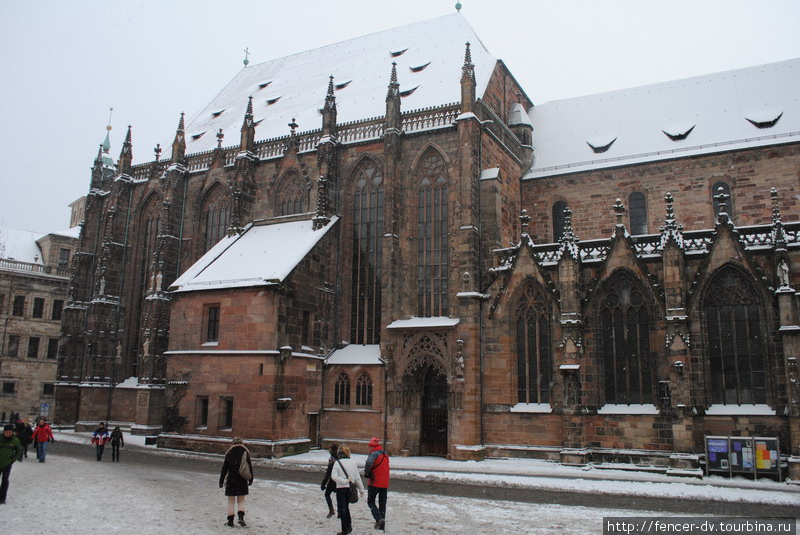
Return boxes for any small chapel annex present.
[55,13,800,476]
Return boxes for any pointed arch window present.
[202,186,230,253]
[417,152,449,317]
[712,181,733,220]
[355,372,373,406]
[334,373,351,406]
[278,174,307,216]
[600,274,654,405]
[133,195,161,377]
[552,201,567,241]
[515,282,552,404]
[351,162,384,344]
[629,192,647,235]
[703,267,766,405]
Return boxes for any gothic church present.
[56,13,800,476]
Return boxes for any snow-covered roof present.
[170,217,338,293]
[387,316,460,329]
[174,13,496,156]
[1,227,44,264]
[326,344,383,366]
[527,59,800,179]
[46,227,81,240]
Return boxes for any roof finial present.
[387,61,399,99]
[327,75,335,98]
[243,47,250,67]
[102,107,113,153]
[455,2,462,12]
[216,129,224,149]
[613,198,626,226]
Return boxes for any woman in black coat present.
[219,437,253,527]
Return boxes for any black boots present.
[238,511,246,527]
[226,515,235,527]
[327,506,335,518]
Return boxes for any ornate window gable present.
[416,150,449,317]
[598,270,655,405]
[201,184,230,253]
[515,281,552,404]
[351,160,384,344]
[703,265,767,405]
[277,171,307,216]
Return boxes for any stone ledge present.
[157,433,311,458]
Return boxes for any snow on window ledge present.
[510,403,552,414]
[598,404,659,415]
[705,404,776,416]
[201,341,219,347]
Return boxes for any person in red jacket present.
[364,436,390,531]
[30,417,54,463]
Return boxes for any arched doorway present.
[420,367,448,456]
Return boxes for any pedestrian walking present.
[14,419,33,461]
[219,437,253,527]
[320,443,339,518]
[92,422,110,461]
[30,417,54,463]
[331,444,365,535]
[364,436,390,531]
[110,426,124,462]
[1,424,23,504]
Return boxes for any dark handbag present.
[336,460,359,503]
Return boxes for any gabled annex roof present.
[326,344,383,366]
[170,217,338,293]
[177,13,496,155]
[526,59,800,179]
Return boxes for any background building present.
[55,13,800,476]
[1,219,79,423]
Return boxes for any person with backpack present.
[91,422,110,461]
[219,437,253,527]
[364,436,390,531]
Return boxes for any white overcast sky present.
[1,0,799,234]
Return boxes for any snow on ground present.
[4,453,663,535]
[50,429,800,507]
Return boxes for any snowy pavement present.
[3,429,795,534]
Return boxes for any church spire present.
[171,112,186,163]
[322,75,337,136]
[240,96,255,152]
[118,125,133,174]
[460,42,476,113]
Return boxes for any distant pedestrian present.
[110,426,124,462]
[92,422,110,461]
[364,436,390,531]
[320,443,339,518]
[14,419,33,461]
[219,437,253,527]
[331,444,365,535]
[1,424,23,504]
[30,417,54,463]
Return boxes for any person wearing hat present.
[1,424,23,504]
[364,436,390,531]
[219,437,253,527]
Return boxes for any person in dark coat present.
[320,443,339,518]
[1,425,23,504]
[219,437,253,527]
[14,419,33,461]
[364,436,390,531]
[110,426,124,462]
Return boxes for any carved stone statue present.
[778,259,790,287]
[156,271,163,292]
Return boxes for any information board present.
[754,437,780,477]
[705,436,730,474]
